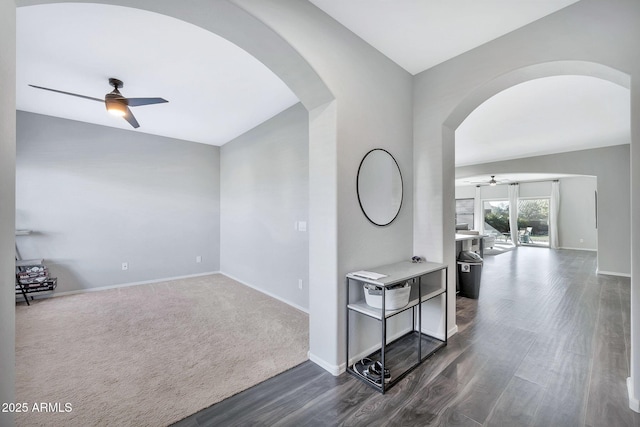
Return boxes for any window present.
[455,198,474,229]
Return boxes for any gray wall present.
[456,145,629,275]
[455,176,598,251]
[558,177,598,251]
[15,0,414,377]
[220,103,309,310]
[414,0,639,335]
[16,111,220,292]
[5,0,640,406]
[237,0,415,371]
[0,0,16,424]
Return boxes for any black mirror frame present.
[356,148,403,227]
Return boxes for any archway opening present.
[12,1,339,424]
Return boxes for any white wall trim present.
[421,324,459,341]
[628,377,640,412]
[597,270,631,278]
[310,324,457,377]
[420,327,442,341]
[321,324,459,377]
[309,351,342,376]
[559,247,597,252]
[221,272,309,314]
[448,324,459,338]
[17,271,221,300]
[347,327,414,368]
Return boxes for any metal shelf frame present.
[346,261,448,394]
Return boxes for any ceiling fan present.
[28,78,168,129]
[463,175,511,186]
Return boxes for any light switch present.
[298,221,307,232]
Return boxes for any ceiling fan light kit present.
[105,99,127,117]
[105,78,127,117]
[28,77,168,129]
[106,103,127,117]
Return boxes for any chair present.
[519,228,532,244]
[483,234,496,249]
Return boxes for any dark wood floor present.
[173,248,640,426]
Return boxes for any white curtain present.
[550,180,560,249]
[474,185,482,232]
[508,183,519,246]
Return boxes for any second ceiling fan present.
[463,175,511,186]
[29,78,168,129]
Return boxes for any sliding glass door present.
[517,198,550,247]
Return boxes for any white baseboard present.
[23,270,311,314]
[346,327,414,368]
[220,272,309,314]
[559,247,597,252]
[421,327,444,341]
[448,324,459,338]
[309,325,439,377]
[417,324,458,341]
[308,351,342,376]
[17,271,221,300]
[628,377,640,412]
[338,324,458,375]
[597,270,631,278]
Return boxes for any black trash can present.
[457,251,483,299]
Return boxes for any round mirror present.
[357,149,403,226]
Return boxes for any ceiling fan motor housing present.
[105,91,127,104]
[108,78,123,89]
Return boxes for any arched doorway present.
[9,0,342,408]
[442,60,636,410]
[446,61,630,275]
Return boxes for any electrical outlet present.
[298,279,303,290]
[196,255,202,263]
[122,262,128,271]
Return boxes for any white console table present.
[346,261,448,393]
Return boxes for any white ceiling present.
[16,3,299,146]
[455,75,631,167]
[16,0,630,170]
[309,0,580,75]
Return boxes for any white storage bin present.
[363,282,411,310]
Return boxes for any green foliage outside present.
[484,199,549,235]
[518,199,549,223]
[485,211,509,233]
[519,199,549,235]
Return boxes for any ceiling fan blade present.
[123,108,140,129]
[29,84,103,103]
[126,97,168,107]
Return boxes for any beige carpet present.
[15,274,309,427]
